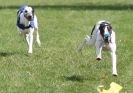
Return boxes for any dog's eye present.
[25,10,28,13]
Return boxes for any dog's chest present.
[102,43,110,50]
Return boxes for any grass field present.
[0,0,133,93]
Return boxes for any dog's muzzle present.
[27,15,33,21]
[104,32,110,43]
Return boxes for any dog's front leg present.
[28,29,34,54]
[35,28,41,47]
[25,33,30,46]
[34,16,41,47]
[110,31,117,76]
[110,43,117,76]
[95,40,102,61]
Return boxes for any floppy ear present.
[107,25,112,34]
[99,24,105,37]
[32,7,35,17]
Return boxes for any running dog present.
[78,20,117,76]
[16,5,41,54]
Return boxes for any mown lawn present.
[0,0,132,93]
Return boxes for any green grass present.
[1,0,133,6]
[0,0,133,93]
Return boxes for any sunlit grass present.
[0,1,132,93]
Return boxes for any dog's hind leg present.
[78,35,94,51]
[78,35,89,51]
[78,38,87,51]
[34,15,41,47]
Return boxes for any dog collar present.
[17,16,35,30]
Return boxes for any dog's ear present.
[107,25,112,34]
[32,7,34,16]
[99,24,105,37]
[109,25,112,30]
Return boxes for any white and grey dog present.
[78,20,117,76]
[16,5,41,54]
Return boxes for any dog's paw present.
[96,58,102,61]
[112,73,118,77]
[112,74,117,77]
[28,51,32,54]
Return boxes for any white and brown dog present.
[78,20,117,76]
[16,5,41,54]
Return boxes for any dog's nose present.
[104,32,110,43]
[27,15,33,21]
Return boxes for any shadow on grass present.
[0,4,133,10]
[0,52,15,57]
[64,75,88,82]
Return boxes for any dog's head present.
[23,6,34,21]
[99,22,112,44]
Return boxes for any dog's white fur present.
[78,20,117,76]
[17,5,41,54]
